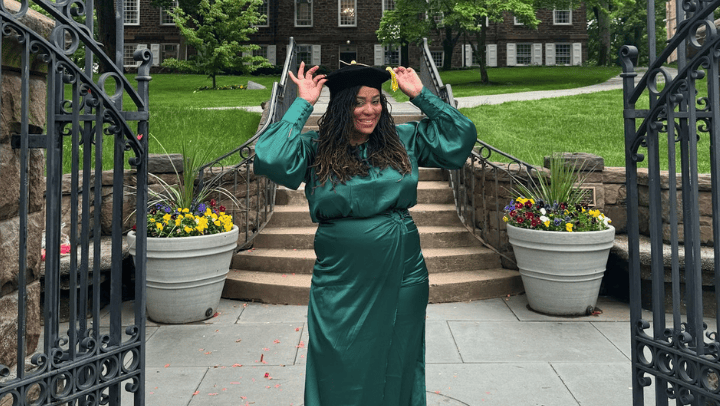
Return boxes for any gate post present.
[0,7,52,387]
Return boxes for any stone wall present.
[0,2,53,377]
[472,153,716,265]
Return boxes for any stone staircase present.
[221,104,524,305]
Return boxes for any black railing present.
[418,38,536,261]
[197,37,298,249]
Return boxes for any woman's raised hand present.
[289,61,327,106]
[393,66,423,99]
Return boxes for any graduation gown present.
[254,87,477,405]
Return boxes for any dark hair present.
[312,85,412,185]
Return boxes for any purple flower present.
[554,218,562,226]
[198,203,207,213]
[164,206,171,213]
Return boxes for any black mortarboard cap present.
[325,63,390,97]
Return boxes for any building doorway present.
[339,45,357,67]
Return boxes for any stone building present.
[122,0,588,70]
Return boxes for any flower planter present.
[127,225,238,323]
[507,224,615,316]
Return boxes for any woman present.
[254,61,477,405]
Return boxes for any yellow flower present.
[163,214,171,221]
[566,223,574,232]
[182,208,190,213]
[590,209,601,218]
[149,218,156,223]
[175,219,181,226]
[184,226,192,233]
[205,208,212,216]
[156,223,163,230]
[544,220,550,227]
[214,220,221,227]
[211,213,218,220]
[503,216,509,223]
[517,198,527,204]
[186,213,194,220]
[224,223,232,232]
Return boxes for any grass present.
[461,88,712,173]
[386,65,622,103]
[62,73,272,173]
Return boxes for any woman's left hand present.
[393,66,423,99]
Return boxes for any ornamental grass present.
[503,153,612,232]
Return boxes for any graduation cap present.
[325,61,397,97]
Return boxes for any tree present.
[586,0,665,66]
[451,0,540,83]
[162,0,269,88]
[376,0,428,67]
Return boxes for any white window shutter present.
[464,44,473,67]
[374,44,384,66]
[135,44,147,66]
[506,43,516,67]
[242,50,251,65]
[532,43,542,65]
[572,43,582,65]
[487,44,497,67]
[545,43,555,66]
[267,45,277,65]
[151,44,160,66]
[312,45,321,66]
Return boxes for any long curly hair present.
[312,85,412,185]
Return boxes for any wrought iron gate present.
[0,1,149,405]
[623,0,720,404]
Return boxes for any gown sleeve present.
[404,87,477,169]
[253,97,317,190]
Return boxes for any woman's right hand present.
[289,61,327,106]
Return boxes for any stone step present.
[275,179,453,206]
[253,225,479,249]
[221,269,523,305]
[303,114,425,132]
[231,246,501,274]
[266,204,462,228]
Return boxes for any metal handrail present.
[418,38,537,262]
[197,37,298,249]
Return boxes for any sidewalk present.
[121,294,662,406]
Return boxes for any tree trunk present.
[442,26,453,70]
[401,42,409,67]
[478,25,488,84]
[595,3,611,66]
[96,0,117,73]
[212,74,216,89]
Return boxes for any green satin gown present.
[254,88,477,406]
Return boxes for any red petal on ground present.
[193,391,199,396]
[164,364,170,368]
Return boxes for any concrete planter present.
[127,226,238,323]
[507,224,615,316]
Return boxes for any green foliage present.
[377,0,429,47]
[163,0,270,88]
[514,154,588,207]
[586,0,666,66]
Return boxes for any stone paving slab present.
[551,362,654,406]
[426,321,462,364]
[145,323,303,368]
[425,363,579,405]
[504,294,634,322]
[425,298,518,322]
[294,325,309,366]
[189,365,306,406]
[127,367,207,406]
[448,320,628,363]
[236,302,308,323]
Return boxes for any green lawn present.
[387,66,622,102]
[63,73,273,172]
[462,88,712,173]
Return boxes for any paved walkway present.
[108,294,686,406]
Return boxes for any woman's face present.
[352,86,383,136]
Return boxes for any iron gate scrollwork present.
[0,1,149,405]
[623,0,720,404]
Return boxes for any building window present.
[513,16,523,25]
[554,8,571,25]
[253,46,268,59]
[555,43,571,64]
[432,11,444,27]
[257,0,269,27]
[160,0,178,25]
[295,0,312,27]
[385,45,400,65]
[516,43,531,65]
[296,45,312,64]
[124,44,139,67]
[124,0,140,25]
[339,0,356,27]
[383,0,395,12]
[162,44,179,62]
[431,50,443,67]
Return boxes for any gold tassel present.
[386,67,398,92]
